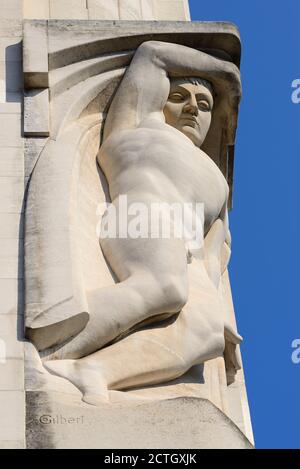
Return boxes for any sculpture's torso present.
[99,119,229,234]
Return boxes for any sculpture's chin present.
[181,127,203,147]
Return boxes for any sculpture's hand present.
[224,321,243,345]
[203,219,243,383]
[223,320,243,384]
[224,335,242,385]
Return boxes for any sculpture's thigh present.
[143,259,225,368]
[116,281,226,386]
[100,193,189,283]
[138,302,225,376]
[181,260,225,365]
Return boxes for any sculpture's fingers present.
[224,322,243,345]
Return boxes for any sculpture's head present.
[163,77,214,148]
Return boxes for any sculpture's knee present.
[159,274,188,312]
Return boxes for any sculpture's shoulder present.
[100,117,189,157]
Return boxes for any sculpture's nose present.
[184,95,198,116]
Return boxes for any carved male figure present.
[45,41,242,403]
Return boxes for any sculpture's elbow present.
[138,40,162,52]
[136,40,168,61]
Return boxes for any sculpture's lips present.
[180,116,198,127]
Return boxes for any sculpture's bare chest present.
[100,126,229,225]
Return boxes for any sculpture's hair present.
[170,76,214,96]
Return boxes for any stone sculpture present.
[21,19,255,448]
[25,38,242,404]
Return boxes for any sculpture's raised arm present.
[103,41,241,141]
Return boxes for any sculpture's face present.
[163,79,213,147]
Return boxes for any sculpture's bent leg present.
[48,237,189,359]
[44,260,228,405]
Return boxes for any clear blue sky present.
[190,0,300,449]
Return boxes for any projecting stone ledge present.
[26,392,253,449]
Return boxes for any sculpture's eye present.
[169,93,185,102]
[197,99,211,112]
